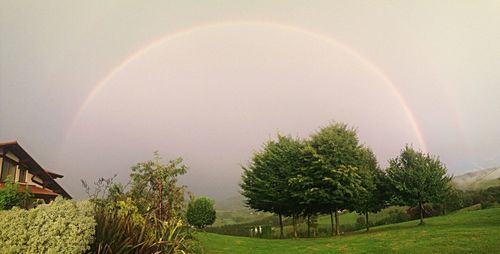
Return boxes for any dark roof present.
[0,141,71,199]
[45,170,64,179]
[0,183,59,196]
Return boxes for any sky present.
[1,1,499,200]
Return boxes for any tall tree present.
[289,144,326,237]
[240,135,303,238]
[309,123,365,236]
[352,147,390,231]
[386,146,451,225]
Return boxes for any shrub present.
[0,176,32,210]
[82,152,200,253]
[0,197,95,254]
[187,197,216,229]
[91,197,194,254]
[375,209,411,226]
[407,203,442,220]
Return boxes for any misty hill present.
[214,195,246,211]
[213,195,272,226]
[453,166,500,190]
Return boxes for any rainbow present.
[64,20,428,152]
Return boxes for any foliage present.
[92,202,191,254]
[386,145,451,224]
[477,186,500,208]
[351,147,390,230]
[240,135,304,238]
[83,152,198,254]
[307,123,366,235]
[130,151,188,221]
[406,203,442,220]
[0,197,95,254]
[240,123,386,237]
[187,197,216,229]
[0,176,32,210]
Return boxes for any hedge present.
[0,197,96,254]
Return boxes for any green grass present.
[197,208,500,253]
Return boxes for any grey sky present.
[1,1,499,200]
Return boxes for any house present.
[0,141,71,203]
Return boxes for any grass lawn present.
[197,208,500,253]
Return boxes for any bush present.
[374,209,411,226]
[0,197,95,254]
[187,197,216,229]
[91,198,194,254]
[407,203,442,220]
[0,176,32,210]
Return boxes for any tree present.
[288,144,324,238]
[240,135,304,238]
[81,153,193,254]
[386,146,451,225]
[308,123,365,236]
[0,176,31,210]
[352,147,390,231]
[186,197,216,229]
[129,151,188,220]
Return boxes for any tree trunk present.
[365,212,369,232]
[307,215,311,238]
[279,213,284,239]
[419,201,425,225]
[335,210,340,236]
[330,211,335,236]
[158,182,163,221]
[292,214,298,238]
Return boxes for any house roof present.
[0,183,59,196]
[0,141,71,199]
[44,169,64,179]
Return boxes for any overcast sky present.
[1,1,499,200]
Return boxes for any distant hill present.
[214,195,246,211]
[212,195,272,226]
[453,166,500,190]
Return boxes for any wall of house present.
[1,151,19,182]
[0,151,44,189]
[26,172,44,188]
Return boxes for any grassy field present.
[197,207,500,253]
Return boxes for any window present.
[1,159,17,182]
[18,168,27,183]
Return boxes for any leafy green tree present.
[130,151,188,220]
[308,123,365,236]
[187,197,216,229]
[0,176,31,210]
[386,146,452,224]
[352,147,390,231]
[240,135,304,238]
[439,186,464,215]
[288,144,324,237]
